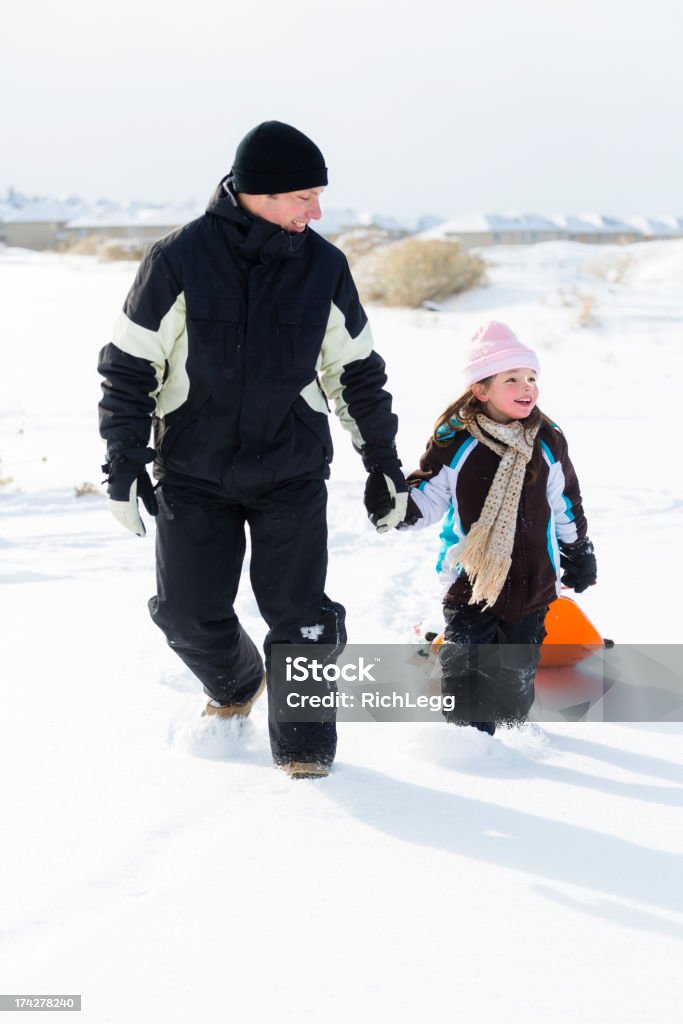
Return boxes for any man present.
[98,121,407,779]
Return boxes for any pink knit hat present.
[463,321,540,387]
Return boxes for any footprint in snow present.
[166,709,265,763]
[158,666,199,694]
[409,721,550,771]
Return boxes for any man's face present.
[238,187,325,233]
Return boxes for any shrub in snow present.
[575,292,599,328]
[99,238,151,262]
[333,227,395,266]
[352,238,486,308]
[584,250,634,284]
[74,482,104,498]
[62,236,151,261]
[62,236,103,256]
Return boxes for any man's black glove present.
[360,442,408,533]
[102,445,158,537]
[559,538,597,593]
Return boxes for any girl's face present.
[472,367,539,423]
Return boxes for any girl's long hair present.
[433,380,551,483]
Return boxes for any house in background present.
[2,188,683,251]
[578,213,643,244]
[415,214,445,233]
[314,209,410,239]
[0,187,43,244]
[64,202,203,245]
[417,212,494,247]
[623,215,683,240]
[417,211,683,248]
[417,212,567,248]
[312,208,362,238]
[356,211,409,236]
[2,197,86,250]
[547,213,642,244]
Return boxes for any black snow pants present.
[148,474,346,765]
[438,602,548,731]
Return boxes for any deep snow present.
[1,240,682,1023]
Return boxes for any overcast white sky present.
[2,0,682,220]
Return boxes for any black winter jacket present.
[98,180,397,492]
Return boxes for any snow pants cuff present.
[440,604,548,726]
[266,598,347,766]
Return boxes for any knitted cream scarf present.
[460,414,539,609]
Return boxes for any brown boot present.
[203,674,266,720]
[280,760,330,780]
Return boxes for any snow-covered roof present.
[624,215,683,237]
[547,213,607,233]
[657,215,683,232]
[66,202,202,230]
[547,213,642,235]
[312,207,361,236]
[578,213,643,235]
[421,212,491,236]
[418,211,562,239]
[4,197,87,224]
[356,211,409,233]
[0,189,35,221]
[498,211,561,231]
[416,214,445,233]
[315,208,409,236]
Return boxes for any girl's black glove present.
[559,538,597,593]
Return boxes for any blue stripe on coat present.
[436,507,459,573]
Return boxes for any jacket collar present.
[206,176,308,263]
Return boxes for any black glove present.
[102,445,158,537]
[559,538,597,593]
[364,470,394,522]
[360,442,408,532]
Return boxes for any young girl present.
[403,321,597,734]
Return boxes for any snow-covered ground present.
[1,241,681,1023]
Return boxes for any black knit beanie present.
[231,121,328,195]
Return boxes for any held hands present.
[361,442,408,533]
[559,538,597,593]
[102,445,159,537]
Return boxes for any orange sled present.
[424,596,612,668]
[539,595,612,667]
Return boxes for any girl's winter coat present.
[406,419,587,623]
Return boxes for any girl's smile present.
[472,367,539,423]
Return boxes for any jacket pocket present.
[186,294,242,366]
[291,395,334,462]
[277,301,329,370]
[155,390,212,461]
